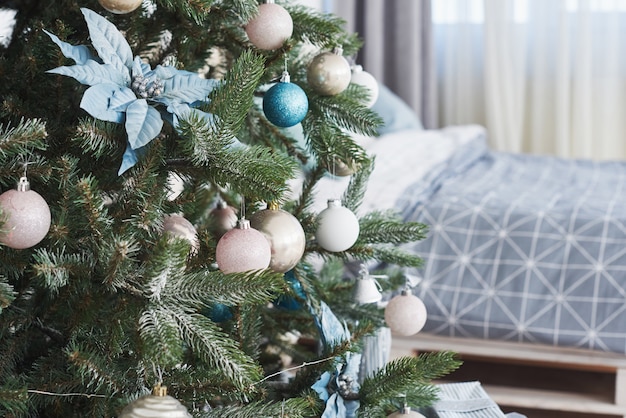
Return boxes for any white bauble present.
[315,199,359,252]
[384,292,427,336]
[351,65,379,108]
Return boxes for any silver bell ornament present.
[245,0,293,50]
[384,290,427,336]
[387,405,427,418]
[315,199,360,252]
[307,46,352,96]
[215,218,271,273]
[118,385,192,418]
[98,0,142,14]
[0,176,51,250]
[353,267,384,305]
[249,202,306,273]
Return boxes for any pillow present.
[371,85,424,135]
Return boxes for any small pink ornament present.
[215,219,271,273]
[307,46,352,96]
[98,0,142,14]
[162,214,200,255]
[210,201,238,239]
[0,177,51,250]
[245,1,293,50]
[384,291,427,336]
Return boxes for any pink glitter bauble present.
[384,292,427,337]
[215,219,271,273]
[245,3,293,50]
[0,179,51,250]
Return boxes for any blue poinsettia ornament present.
[45,8,219,174]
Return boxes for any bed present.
[314,119,626,355]
[311,113,626,416]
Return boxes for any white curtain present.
[435,0,626,160]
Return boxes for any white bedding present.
[300,125,486,214]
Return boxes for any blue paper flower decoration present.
[312,353,361,418]
[45,8,219,174]
[310,302,362,418]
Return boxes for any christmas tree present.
[0,1,460,416]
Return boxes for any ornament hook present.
[403,272,422,294]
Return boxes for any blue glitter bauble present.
[263,82,308,128]
[274,270,307,310]
[205,303,233,322]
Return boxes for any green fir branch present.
[0,276,15,313]
[143,237,191,301]
[207,49,266,140]
[201,146,298,203]
[0,384,29,416]
[31,249,95,294]
[360,352,461,409]
[138,307,186,368]
[358,213,429,245]
[303,122,370,178]
[341,158,374,212]
[98,235,142,291]
[72,175,114,241]
[71,118,125,161]
[305,85,384,137]
[235,304,264,361]
[156,0,217,25]
[173,310,263,392]
[0,117,48,158]
[203,396,316,418]
[64,343,124,394]
[176,115,298,202]
[0,323,22,365]
[346,244,425,268]
[288,5,361,52]
[168,269,286,308]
